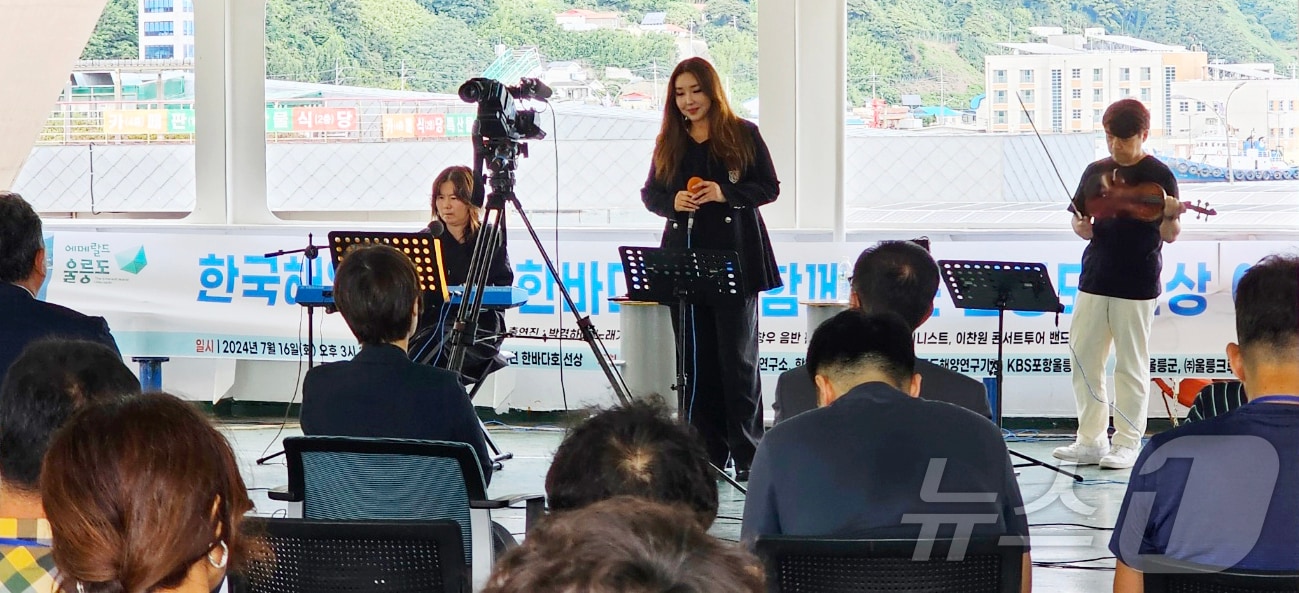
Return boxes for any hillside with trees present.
[79,0,1296,114]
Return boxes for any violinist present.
[1053,98,1185,471]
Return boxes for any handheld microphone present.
[686,176,704,234]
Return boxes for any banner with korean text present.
[39,225,1289,413]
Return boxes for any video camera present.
[458,77,551,142]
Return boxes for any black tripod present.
[938,260,1083,483]
[618,246,749,493]
[442,137,631,407]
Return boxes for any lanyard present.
[1249,395,1299,406]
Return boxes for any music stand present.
[620,246,748,492]
[327,231,449,304]
[938,260,1082,483]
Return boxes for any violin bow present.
[1014,91,1081,213]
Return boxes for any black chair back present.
[230,517,466,593]
[1143,556,1299,592]
[755,536,1024,593]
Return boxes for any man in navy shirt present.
[1111,254,1299,590]
[743,310,1031,592]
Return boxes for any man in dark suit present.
[773,240,991,424]
[301,244,493,484]
[0,193,119,387]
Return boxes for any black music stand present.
[619,246,748,492]
[327,231,448,303]
[937,260,1082,483]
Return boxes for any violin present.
[1074,163,1217,222]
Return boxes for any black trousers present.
[671,294,764,469]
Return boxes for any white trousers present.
[1069,291,1156,449]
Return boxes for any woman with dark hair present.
[40,392,260,593]
[640,57,781,480]
[483,496,765,593]
[413,165,514,382]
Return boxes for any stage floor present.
[226,420,1127,592]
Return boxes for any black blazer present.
[640,120,782,295]
[0,283,119,387]
[772,359,993,424]
[301,343,494,485]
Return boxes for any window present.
[1120,67,1130,81]
[182,0,193,11]
[1197,102,1206,112]
[1022,89,1035,103]
[1072,109,1082,120]
[1093,88,1103,102]
[1120,87,1130,97]
[184,44,195,58]
[1020,69,1034,83]
[1141,67,1151,81]
[144,45,174,59]
[1180,101,1189,112]
[183,20,194,36]
[1071,68,1081,79]
[995,110,1007,124]
[143,0,173,13]
[1072,88,1082,99]
[144,21,174,36]
[1093,108,1101,121]
[994,90,1007,103]
[1050,69,1062,132]
[1140,88,1150,102]
[1093,68,1103,82]
[993,69,1006,83]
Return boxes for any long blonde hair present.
[652,58,755,185]
[431,165,481,233]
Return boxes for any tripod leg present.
[1010,449,1084,482]
[504,196,632,405]
[480,417,513,469]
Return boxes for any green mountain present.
[79,0,1296,113]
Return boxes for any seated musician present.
[301,244,493,484]
[412,165,514,384]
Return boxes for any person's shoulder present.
[407,360,465,387]
[776,364,810,385]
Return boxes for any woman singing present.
[412,165,514,383]
[640,57,781,481]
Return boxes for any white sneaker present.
[1052,441,1110,465]
[1100,445,1140,469]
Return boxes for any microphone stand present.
[257,233,328,466]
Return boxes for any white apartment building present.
[139,0,195,60]
[983,28,1207,137]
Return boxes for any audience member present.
[744,310,1030,592]
[483,496,764,593]
[301,244,492,484]
[773,240,991,423]
[1111,254,1299,591]
[0,193,119,388]
[545,399,718,526]
[0,340,139,593]
[41,392,259,593]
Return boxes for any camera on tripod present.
[458,77,551,142]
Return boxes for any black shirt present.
[742,381,1029,545]
[1070,155,1178,300]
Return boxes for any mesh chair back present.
[284,437,487,565]
[231,518,465,593]
[1143,557,1299,593]
[755,536,1024,593]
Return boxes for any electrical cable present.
[547,104,569,413]
[255,305,306,463]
